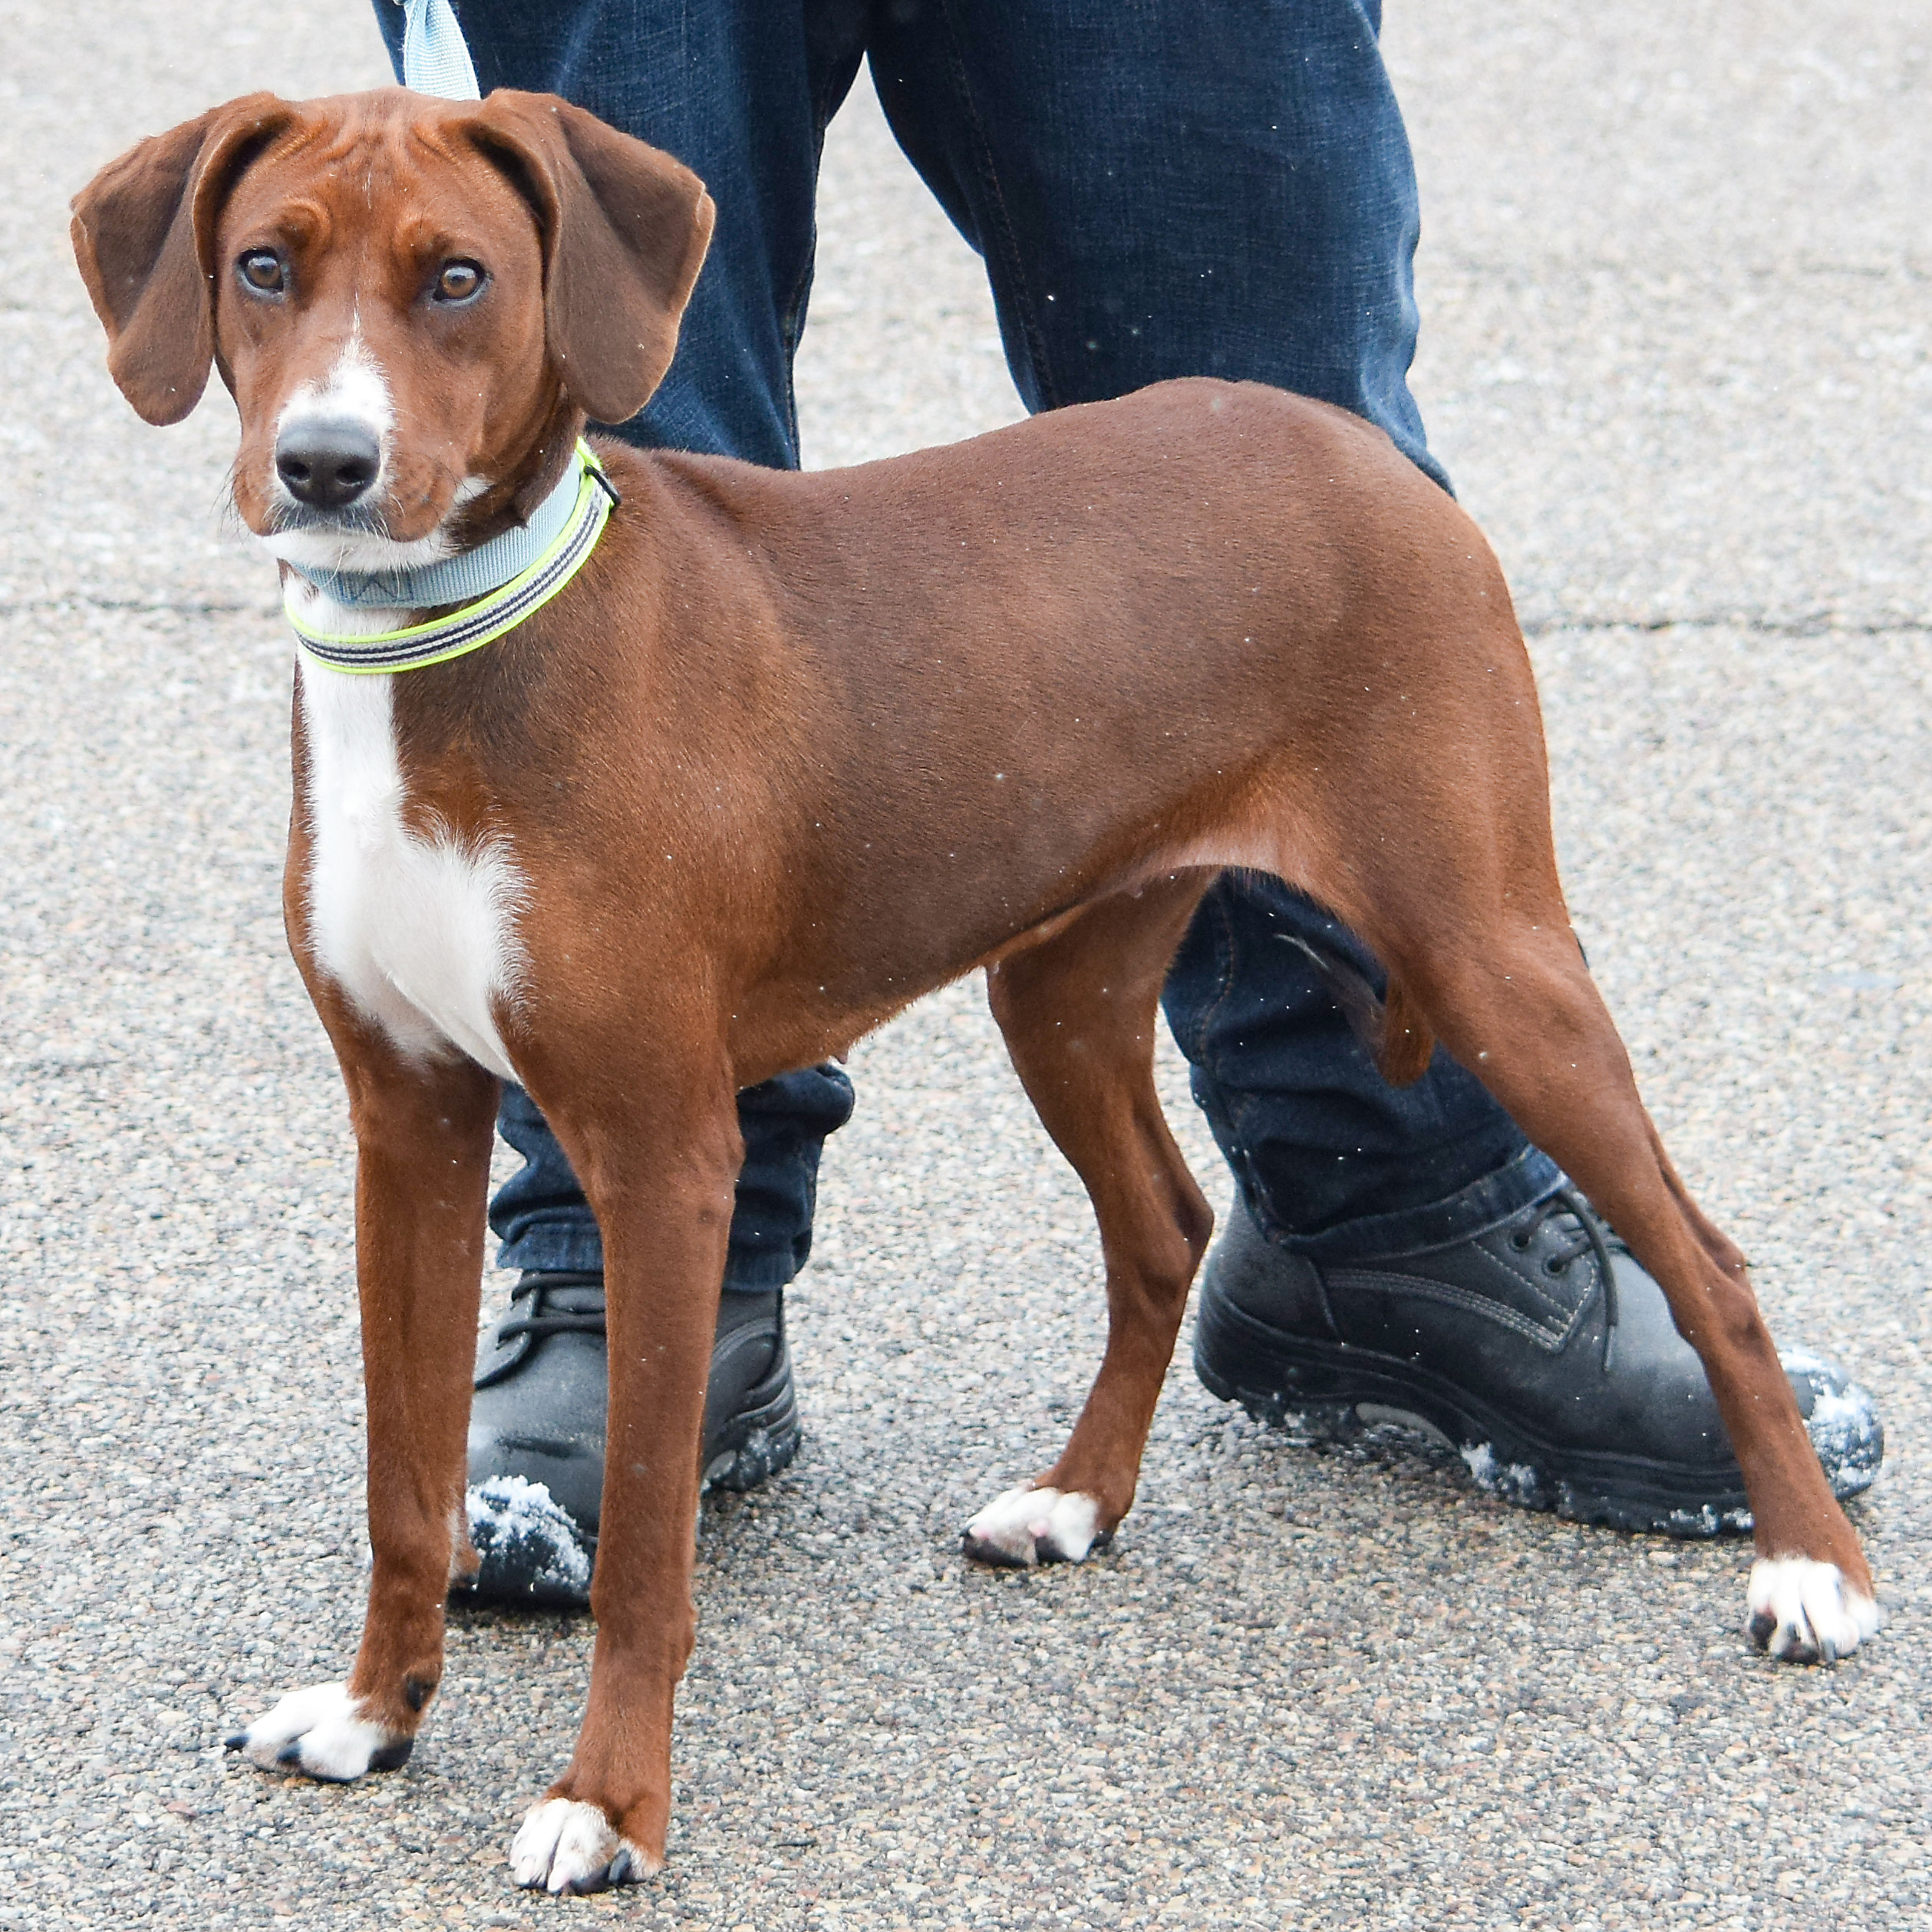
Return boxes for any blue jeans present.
[381,0,1558,1283]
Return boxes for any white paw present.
[1746,1557,1881,1664]
[224,1681,411,1782]
[962,1485,1105,1567]
[510,1797,654,1894]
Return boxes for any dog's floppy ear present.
[465,91,715,425]
[71,94,294,426]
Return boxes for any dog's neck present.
[280,439,618,675]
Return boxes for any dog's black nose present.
[275,420,381,510]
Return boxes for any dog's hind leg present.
[1393,922,1878,1661]
[964,872,1216,1567]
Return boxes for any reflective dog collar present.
[283,442,617,675]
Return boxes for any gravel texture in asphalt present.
[1,3,1927,1928]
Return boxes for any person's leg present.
[379,0,869,467]
[490,1067,853,1293]
[862,0,1881,1524]
[865,0,1538,1248]
[374,0,869,1598]
[380,0,864,1291]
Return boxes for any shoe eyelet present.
[1544,1258,1568,1276]
[1509,1233,1531,1251]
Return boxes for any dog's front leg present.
[229,1040,497,1779]
[506,1062,741,1893]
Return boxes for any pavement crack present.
[0,596,275,617]
[1522,613,1932,638]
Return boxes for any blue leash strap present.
[397,0,481,101]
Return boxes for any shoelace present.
[496,1273,607,1343]
[1508,1185,1624,1373]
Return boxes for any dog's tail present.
[1278,935,1436,1088]
[1376,974,1436,1086]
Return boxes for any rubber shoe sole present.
[1194,1282,1881,1538]
[700,1336,803,1494]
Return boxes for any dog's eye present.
[433,259,486,304]
[238,251,285,295]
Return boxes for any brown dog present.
[73,87,1878,1891]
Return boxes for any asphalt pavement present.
[1,3,1927,1928]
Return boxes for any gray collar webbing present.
[287,445,585,610]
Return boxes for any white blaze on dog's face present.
[263,328,419,575]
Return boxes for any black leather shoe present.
[1194,1187,1882,1535]
[457,1274,800,1606]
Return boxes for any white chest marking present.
[297,622,526,1082]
